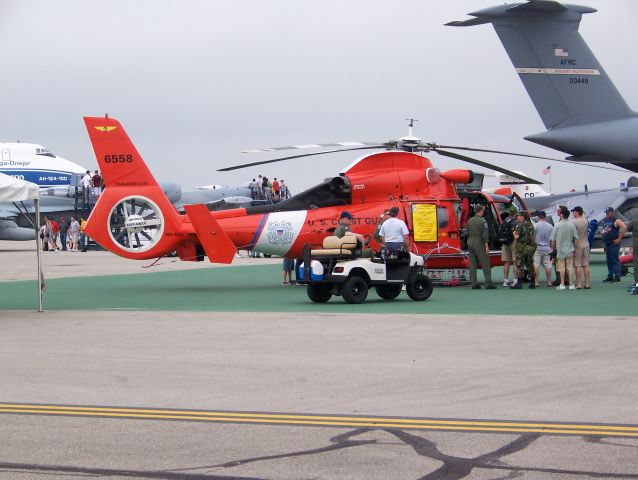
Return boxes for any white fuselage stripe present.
[254,210,307,256]
[516,68,601,76]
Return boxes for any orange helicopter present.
[83,116,541,268]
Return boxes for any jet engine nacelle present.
[0,220,36,241]
[159,181,182,203]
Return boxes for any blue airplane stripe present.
[247,214,268,251]
[0,169,74,187]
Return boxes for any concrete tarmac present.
[1,242,638,478]
[0,240,280,281]
[2,310,638,479]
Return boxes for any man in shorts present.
[550,206,578,291]
[533,211,553,287]
[571,206,591,289]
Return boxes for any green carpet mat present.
[1,260,636,316]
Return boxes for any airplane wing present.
[525,189,638,222]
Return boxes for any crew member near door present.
[466,204,496,290]
[510,211,536,289]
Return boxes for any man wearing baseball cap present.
[549,206,578,290]
[601,206,627,282]
[571,206,591,289]
[334,211,366,246]
[533,211,554,287]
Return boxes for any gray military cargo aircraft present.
[448,0,638,172]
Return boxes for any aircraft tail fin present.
[83,116,160,188]
[448,1,636,129]
[491,170,549,198]
[82,116,183,259]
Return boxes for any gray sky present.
[1,0,636,194]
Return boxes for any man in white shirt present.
[379,206,410,254]
[81,170,92,204]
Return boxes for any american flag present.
[542,165,552,175]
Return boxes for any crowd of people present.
[249,176,291,202]
[38,169,103,252]
[40,215,89,252]
[272,204,638,289]
[468,204,638,290]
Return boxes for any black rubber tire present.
[621,265,629,277]
[307,284,333,303]
[342,276,368,304]
[375,284,403,300]
[406,275,433,301]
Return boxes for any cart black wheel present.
[406,275,433,301]
[342,275,368,304]
[375,284,403,300]
[307,284,333,303]
[621,265,628,277]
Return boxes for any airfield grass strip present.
[0,260,636,315]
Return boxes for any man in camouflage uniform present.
[466,205,496,289]
[510,211,536,289]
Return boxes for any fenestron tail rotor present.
[108,196,164,253]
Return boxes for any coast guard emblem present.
[266,220,294,245]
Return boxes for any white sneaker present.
[568,285,576,290]
[556,285,566,291]
[502,280,510,287]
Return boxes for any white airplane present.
[0,142,86,189]
[0,142,87,240]
[490,171,549,198]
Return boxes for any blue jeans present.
[383,242,405,260]
[605,242,621,279]
[385,242,404,253]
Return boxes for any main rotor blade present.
[436,145,629,173]
[218,146,384,172]
[242,142,382,154]
[433,148,543,185]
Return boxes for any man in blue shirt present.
[600,207,627,282]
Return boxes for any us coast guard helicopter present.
[82,116,541,269]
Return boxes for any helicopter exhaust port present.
[440,169,474,184]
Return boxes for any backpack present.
[497,219,514,245]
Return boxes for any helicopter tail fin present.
[82,116,183,259]
[448,1,635,129]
